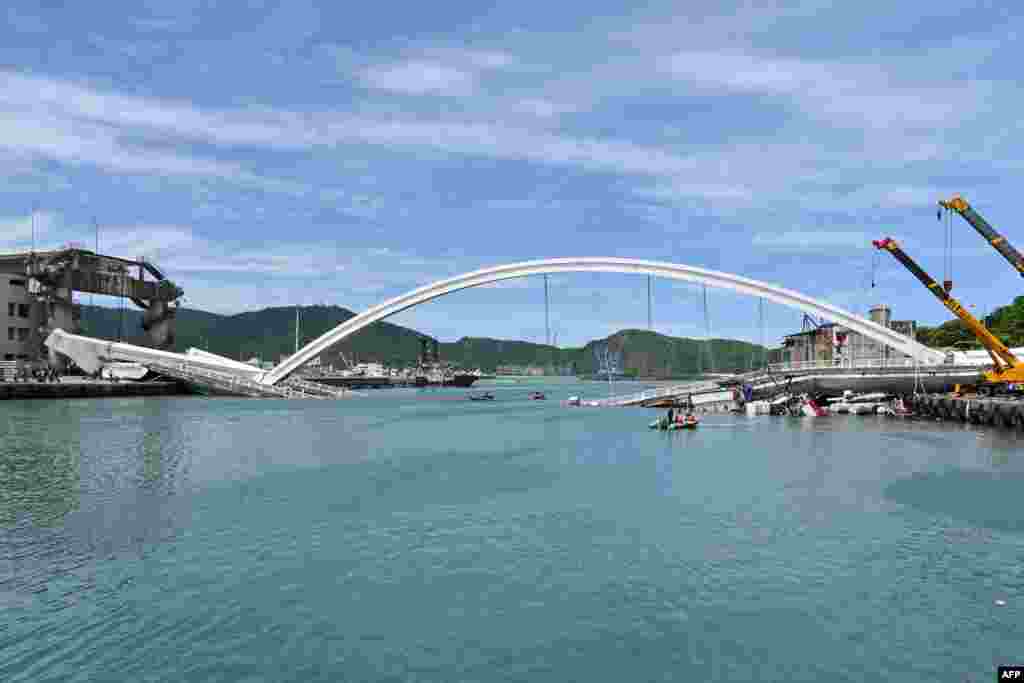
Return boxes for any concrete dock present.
[0,379,187,400]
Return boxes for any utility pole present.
[90,218,99,335]
[294,306,300,354]
[647,275,652,330]
[543,274,551,346]
[702,284,714,374]
[758,297,765,370]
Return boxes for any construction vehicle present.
[872,237,1024,395]
[939,195,1024,278]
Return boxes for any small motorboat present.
[529,392,546,400]
[650,415,700,430]
[671,415,700,430]
[566,395,581,407]
[799,395,828,417]
[468,392,495,401]
[878,397,913,418]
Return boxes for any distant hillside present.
[77,304,427,367]
[916,295,1024,350]
[76,304,766,377]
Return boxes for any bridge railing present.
[592,379,722,406]
[766,357,925,373]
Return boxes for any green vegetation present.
[77,304,766,378]
[915,296,1024,350]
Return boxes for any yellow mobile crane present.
[872,237,1024,395]
[939,195,1024,277]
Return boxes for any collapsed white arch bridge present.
[260,257,945,386]
[46,256,955,398]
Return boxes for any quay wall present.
[913,394,1024,431]
[0,380,187,400]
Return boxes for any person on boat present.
[667,408,674,424]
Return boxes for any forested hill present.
[76,304,766,378]
[915,295,1024,349]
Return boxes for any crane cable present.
[940,205,953,291]
[870,247,878,289]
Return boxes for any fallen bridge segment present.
[44,329,345,399]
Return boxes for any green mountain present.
[76,304,766,377]
[916,295,1024,350]
[439,330,763,377]
[77,304,426,366]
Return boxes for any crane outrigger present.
[872,237,1024,395]
[939,195,1024,277]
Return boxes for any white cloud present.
[660,50,969,129]
[638,182,754,203]
[752,230,872,251]
[419,48,518,71]
[0,211,61,249]
[360,61,477,96]
[0,70,701,183]
[0,209,467,311]
[513,98,576,119]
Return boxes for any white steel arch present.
[261,257,946,385]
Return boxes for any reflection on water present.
[0,412,80,528]
[0,400,191,600]
[0,442,79,529]
[1,393,1023,681]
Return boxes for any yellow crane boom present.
[872,237,1024,389]
[939,195,1024,277]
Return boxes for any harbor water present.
[2,383,1023,681]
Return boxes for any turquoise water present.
[2,384,1023,681]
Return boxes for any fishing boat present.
[649,415,700,430]
[799,395,828,417]
[468,391,495,401]
[666,415,700,429]
[529,391,546,400]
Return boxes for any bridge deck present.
[592,363,987,407]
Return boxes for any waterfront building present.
[1,263,77,362]
[777,305,917,366]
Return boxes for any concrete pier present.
[0,379,187,400]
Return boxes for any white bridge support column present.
[261,257,947,386]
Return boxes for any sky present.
[2,1,1023,349]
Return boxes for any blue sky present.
[2,1,1023,348]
